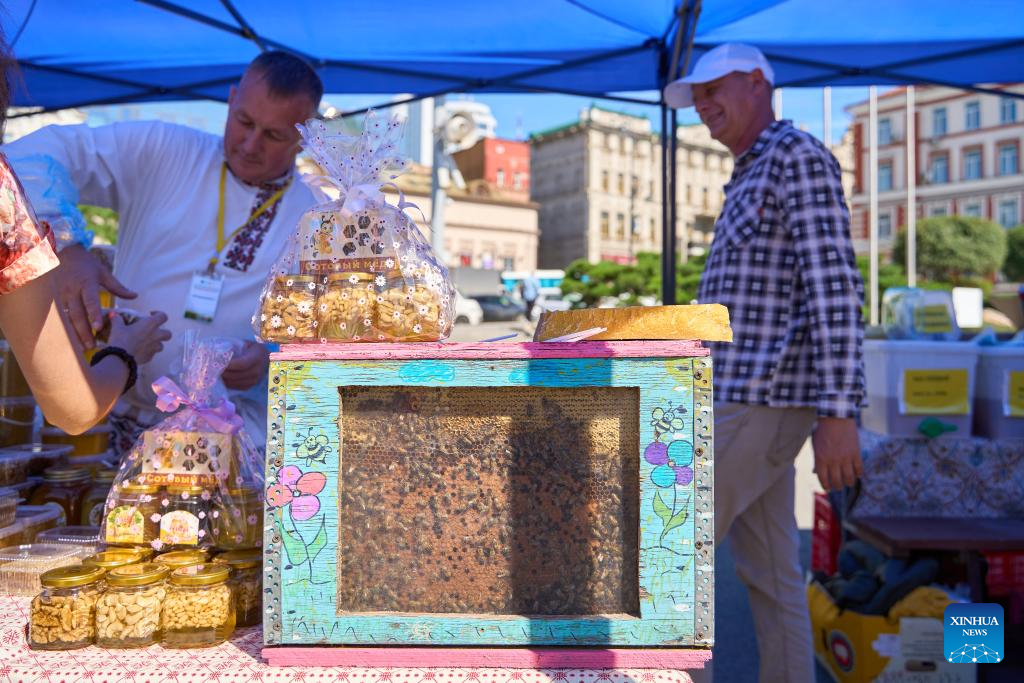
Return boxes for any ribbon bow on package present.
[100,333,264,552]
[253,111,455,343]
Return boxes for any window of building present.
[616,213,626,240]
[702,187,709,210]
[496,169,505,187]
[630,175,638,197]
[963,149,982,180]
[878,118,892,145]
[965,101,981,130]
[600,211,610,239]
[502,256,516,271]
[878,162,893,191]
[931,154,949,183]
[999,144,1019,176]
[930,205,948,217]
[932,107,947,137]
[878,213,892,239]
[1001,97,1017,124]
[604,133,612,150]
[617,173,625,195]
[963,203,982,217]
[459,253,473,266]
[650,218,657,244]
[685,184,692,203]
[513,172,523,190]
[649,179,655,199]
[999,199,1020,228]
[601,170,609,191]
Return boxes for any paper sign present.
[1007,371,1024,418]
[913,305,953,334]
[901,369,969,415]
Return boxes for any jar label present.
[106,505,145,544]
[160,510,200,545]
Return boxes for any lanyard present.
[211,162,292,271]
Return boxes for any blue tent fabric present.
[5,1,1023,112]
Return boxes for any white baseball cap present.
[663,43,774,108]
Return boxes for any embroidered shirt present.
[698,120,865,418]
[0,153,59,295]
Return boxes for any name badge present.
[184,271,224,322]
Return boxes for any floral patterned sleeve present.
[0,153,59,295]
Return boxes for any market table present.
[0,595,699,683]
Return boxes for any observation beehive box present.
[262,341,715,668]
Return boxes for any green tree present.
[1005,224,1024,282]
[80,205,119,245]
[891,215,1007,283]
[560,251,707,307]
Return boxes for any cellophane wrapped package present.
[254,112,455,343]
[100,333,264,552]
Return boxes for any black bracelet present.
[90,346,138,396]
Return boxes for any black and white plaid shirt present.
[698,120,865,419]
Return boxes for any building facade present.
[847,84,1024,254]
[529,106,731,268]
[453,137,530,198]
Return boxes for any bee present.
[650,404,685,436]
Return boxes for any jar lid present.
[42,465,92,484]
[92,469,118,485]
[166,484,206,495]
[105,562,169,587]
[169,562,230,586]
[40,564,105,588]
[154,549,208,569]
[213,549,261,569]
[118,481,160,494]
[0,443,74,458]
[82,549,144,569]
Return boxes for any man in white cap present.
[666,44,865,682]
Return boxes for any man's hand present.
[812,416,862,491]
[56,245,137,349]
[222,341,270,390]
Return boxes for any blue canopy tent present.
[4,0,1024,301]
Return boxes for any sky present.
[86,86,874,148]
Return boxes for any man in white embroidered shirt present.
[665,44,866,682]
[4,51,322,454]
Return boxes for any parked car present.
[471,294,526,322]
[531,293,572,320]
[454,292,484,326]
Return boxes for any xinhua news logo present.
[944,603,1003,664]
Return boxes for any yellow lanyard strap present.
[211,162,292,270]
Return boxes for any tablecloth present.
[0,596,694,683]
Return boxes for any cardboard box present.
[809,583,975,682]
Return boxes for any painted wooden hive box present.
[262,341,714,663]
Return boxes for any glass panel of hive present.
[337,386,640,617]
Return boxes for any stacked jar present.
[95,563,168,648]
[30,466,93,523]
[157,484,211,549]
[213,549,261,627]
[81,468,117,527]
[162,563,235,648]
[29,564,106,650]
[82,549,145,575]
[211,486,263,549]
[0,340,37,447]
[154,549,208,572]
[103,481,160,547]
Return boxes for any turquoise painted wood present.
[263,347,714,648]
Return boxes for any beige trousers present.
[689,402,818,683]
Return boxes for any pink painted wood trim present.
[272,341,709,362]
[262,647,711,670]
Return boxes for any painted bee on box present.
[294,426,332,466]
[650,404,685,437]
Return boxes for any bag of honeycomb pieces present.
[253,111,455,343]
[100,332,264,552]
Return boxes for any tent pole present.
[869,86,880,326]
[906,86,917,287]
[823,86,831,147]
[660,102,672,305]
[669,107,680,289]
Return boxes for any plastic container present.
[81,468,117,526]
[0,518,23,548]
[0,450,34,486]
[881,288,960,341]
[862,340,980,437]
[162,563,234,648]
[974,344,1024,439]
[214,549,261,627]
[6,475,41,503]
[15,503,66,543]
[0,486,16,527]
[82,548,145,573]
[95,563,168,648]
[29,564,106,650]
[30,465,93,523]
[0,339,31,397]
[159,484,210,548]
[66,451,117,473]
[41,424,112,457]
[103,481,159,547]
[0,543,92,596]
[211,486,262,550]
[0,443,73,476]
[0,397,37,447]
[36,525,101,549]
[153,549,207,571]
